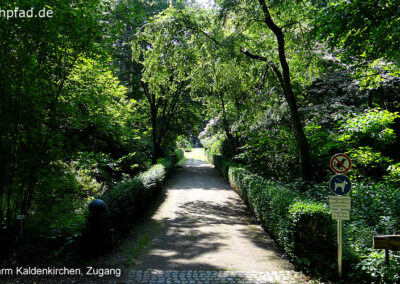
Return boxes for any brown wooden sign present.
[373,235,400,251]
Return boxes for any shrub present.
[102,159,173,232]
[73,151,144,187]
[386,162,400,185]
[306,180,400,282]
[289,201,336,276]
[159,156,175,175]
[101,177,144,233]
[235,126,298,180]
[176,135,189,148]
[228,167,252,204]
[17,161,96,261]
[347,146,393,181]
[339,108,400,149]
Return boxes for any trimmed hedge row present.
[81,155,177,255]
[205,150,234,180]
[174,148,184,163]
[228,166,336,275]
[104,156,175,229]
[206,152,337,275]
[102,160,171,233]
[206,152,338,274]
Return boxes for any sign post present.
[329,153,352,278]
[16,214,25,238]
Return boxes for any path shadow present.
[129,158,289,272]
[133,196,282,270]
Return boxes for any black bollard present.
[85,199,110,256]
[88,199,107,216]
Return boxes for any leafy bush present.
[159,156,175,175]
[102,157,174,232]
[228,167,253,204]
[13,161,95,261]
[289,201,336,275]
[73,151,143,187]
[386,162,400,186]
[176,135,192,151]
[212,141,400,282]
[305,123,340,180]
[21,196,87,261]
[347,147,393,181]
[339,108,400,149]
[235,126,298,180]
[204,134,224,156]
[199,119,233,158]
[306,180,400,282]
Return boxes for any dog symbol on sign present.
[334,179,348,194]
[334,158,348,170]
[330,175,351,195]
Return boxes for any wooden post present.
[373,235,400,265]
[385,249,390,265]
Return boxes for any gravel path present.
[126,149,307,283]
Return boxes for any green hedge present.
[174,148,184,163]
[104,156,174,231]
[228,166,336,277]
[205,150,234,180]
[80,156,175,254]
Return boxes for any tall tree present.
[132,8,199,163]
[245,0,312,180]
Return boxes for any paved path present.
[126,149,307,283]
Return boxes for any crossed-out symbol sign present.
[330,153,352,174]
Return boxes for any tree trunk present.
[258,0,312,180]
[219,92,237,155]
[152,142,160,164]
[151,106,158,165]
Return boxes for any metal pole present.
[338,220,343,278]
[19,219,24,238]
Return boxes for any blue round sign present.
[330,175,351,195]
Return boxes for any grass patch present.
[124,234,149,266]
[176,157,187,166]
[186,148,207,161]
